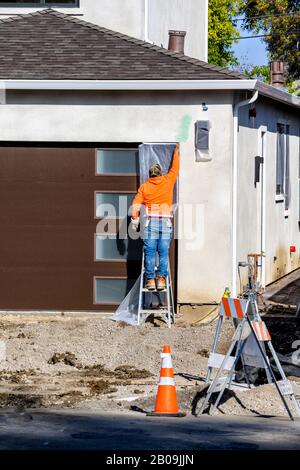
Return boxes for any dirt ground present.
[0,314,299,418]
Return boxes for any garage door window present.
[94,278,135,304]
[96,149,139,175]
[95,192,134,219]
[95,235,140,261]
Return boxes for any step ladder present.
[137,252,175,327]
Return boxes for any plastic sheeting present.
[139,143,178,208]
[111,276,142,326]
[111,143,177,325]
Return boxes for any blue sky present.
[232,24,269,67]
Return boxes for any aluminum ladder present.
[137,252,175,327]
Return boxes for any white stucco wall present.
[2,87,298,302]
[74,0,144,39]
[0,1,143,38]
[0,89,233,304]
[147,0,208,60]
[236,96,300,290]
[0,0,208,61]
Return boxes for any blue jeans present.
[143,218,172,279]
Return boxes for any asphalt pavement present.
[0,409,299,450]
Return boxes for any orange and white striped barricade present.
[198,296,300,419]
[249,320,300,417]
[205,297,249,384]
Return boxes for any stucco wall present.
[0,1,143,38]
[0,89,233,304]
[75,0,144,39]
[0,0,208,61]
[148,0,208,60]
[237,95,300,290]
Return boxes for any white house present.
[0,0,208,61]
[0,9,299,313]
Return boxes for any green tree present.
[244,64,270,82]
[208,0,242,67]
[239,0,300,80]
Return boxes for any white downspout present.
[232,90,258,296]
[144,0,149,42]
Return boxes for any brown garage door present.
[0,145,176,312]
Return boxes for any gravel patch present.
[0,315,299,418]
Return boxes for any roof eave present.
[0,79,257,91]
[1,79,298,108]
[255,81,300,108]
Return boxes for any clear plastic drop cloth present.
[111,276,143,326]
[139,143,178,208]
[111,143,178,325]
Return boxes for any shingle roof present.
[0,9,245,80]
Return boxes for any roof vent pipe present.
[168,30,186,54]
[270,60,286,88]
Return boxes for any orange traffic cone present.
[147,345,186,417]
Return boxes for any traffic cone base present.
[147,411,186,417]
[147,344,186,418]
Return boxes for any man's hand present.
[131,217,139,232]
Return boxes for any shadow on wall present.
[268,244,300,284]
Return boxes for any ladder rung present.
[141,288,167,292]
[140,309,169,314]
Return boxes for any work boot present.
[156,276,166,291]
[145,278,155,291]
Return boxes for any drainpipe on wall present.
[232,90,258,296]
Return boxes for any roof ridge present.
[0,7,53,26]
[41,9,246,80]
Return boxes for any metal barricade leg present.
[248,294,272,383]
[210,321,247,414]
[197,318,246,416]
[267,340,300,417]
[246,317,294,420]
[205,316,223,384]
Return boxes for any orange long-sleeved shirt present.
[132,146,179,220]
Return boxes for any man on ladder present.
[131,144,179,291]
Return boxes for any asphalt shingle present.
[0,9,245,81]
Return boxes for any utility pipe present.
[232,90,258,296]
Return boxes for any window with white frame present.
[96,149,139,175]
[276,123,290,210]
[0,1,78,7]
